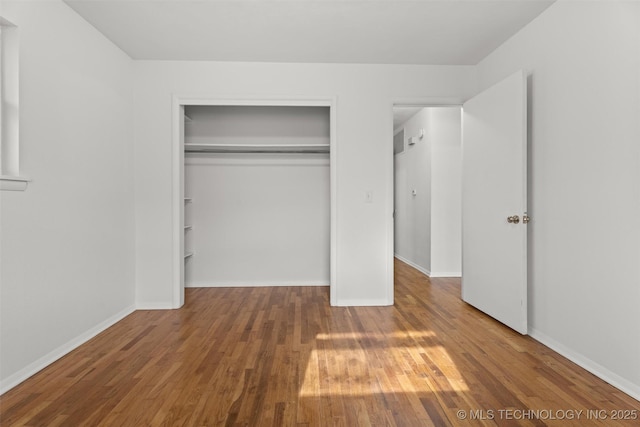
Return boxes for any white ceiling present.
[63,0,554,65]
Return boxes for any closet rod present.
[184,143,330,154]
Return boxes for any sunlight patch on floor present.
[314,331,437,340]
[299,341,470,397]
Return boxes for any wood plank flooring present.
[1,259,638,426]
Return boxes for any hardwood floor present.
[1,259,638,426]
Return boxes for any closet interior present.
[183,105,331,288]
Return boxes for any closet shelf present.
[184,252,194,259]
[184,198,193,202]
[184,225,193,231]
[184,143,330,154]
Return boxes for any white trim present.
[0,21,21,180]
[185,156,329,167]
[429,271,462,278]
[186,281,330,288]
[394,254,431,277]
[184,143,330,154]
[392,98,466,108]
[0,175,29,191]
[136,302,175,310]
[333,298,393,307]
[529,328,640,402]
[0,305,136,395]
[386,107,395,306]
[172,96,334,108]
[172,95,338,308]
[329,97,338,306]
[171,100,185,309]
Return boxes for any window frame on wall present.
[0,17,28,191]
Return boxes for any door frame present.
[388,97,465,293]
[171,96,338,308]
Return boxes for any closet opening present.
[172,99,336,308]
[392,105,462,281]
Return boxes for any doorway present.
[392,105,462,278]
[391,70,529,335]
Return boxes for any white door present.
[462,70,528,334]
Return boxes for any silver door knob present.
[507,215,520,224]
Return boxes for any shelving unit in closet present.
[184,197,193,259]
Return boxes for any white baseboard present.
[394,254,431,277]
[186,281,330,288]
[333,298,393,307]
[429,271,462,278]
[529,327,640,402]
[136,302,174,310]
[0,304,136,395]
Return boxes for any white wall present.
[429,108,461,277]
[393,107,461,277]
[0,0,135,391]
[133,62,476,306]
[477,0,640,398]
[185,155,329,287]
[394,109,432,273]
[184,106,330,287]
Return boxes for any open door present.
[462,70,528,334]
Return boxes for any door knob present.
[507,215,520,224]
[523,214,531,224]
